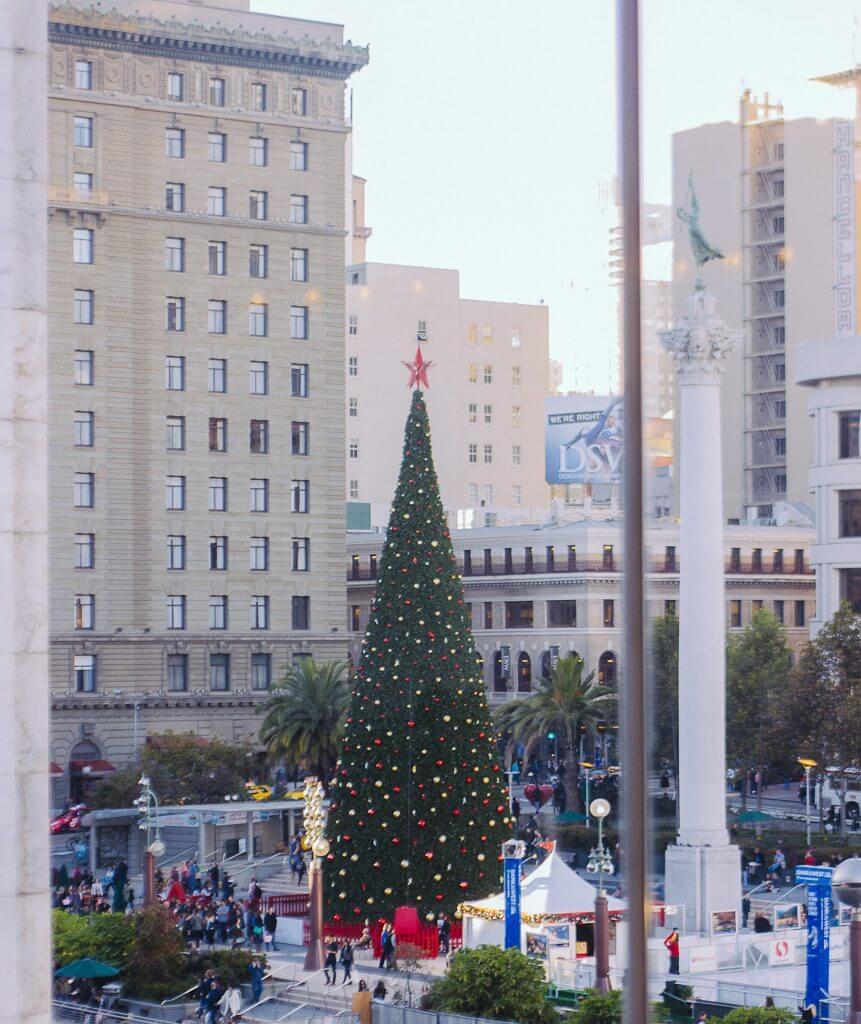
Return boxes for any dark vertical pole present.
[304,861,325,972]
[851,913,861,1024]
[143,850,155,907]
[594,894,611,993]
[617,1,649,1022]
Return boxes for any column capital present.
[661,286,741,385]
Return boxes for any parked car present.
[50,803,88,834]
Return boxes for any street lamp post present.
[302,777,329,972]
[833,857,861,1024]
[586,798,614,994]
[798,758,817,849]
[134,776,165,906]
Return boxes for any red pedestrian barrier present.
[266,893,310,917]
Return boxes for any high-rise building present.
[47,0,367,799]
[344,261,550,529]
[672,91,854,522]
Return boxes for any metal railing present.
[230,851,290,890]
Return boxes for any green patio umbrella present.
[55,958,120,979]
[735,810,774,824]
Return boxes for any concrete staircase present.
[260,870,308,897]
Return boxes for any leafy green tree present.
[90,733,254,808]
[651,613,679,778]
[572,990,623,1023]
[726,610,792,812]
[494,655,615,811]
[715,1008,798,1023]
[52,909,135,968]
[421,946,558,1024]
[122,905,186,998]
[326,388,510,919]
[258,658,351,782]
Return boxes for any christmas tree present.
[326,367,510,920]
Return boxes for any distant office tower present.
[47,0,367,800]
[672,90,854,522]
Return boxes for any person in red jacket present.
[664,928,680,975]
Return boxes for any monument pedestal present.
[665,844,741,935]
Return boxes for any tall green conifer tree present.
[326,385,510,919]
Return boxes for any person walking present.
[511,796,521,823]
[438,914,451,956]
[664,928,680,975]
[263,908,277,952]
[339,939,354,985]
[195,969,215,1019]
[219,981,243,1021]
[249,957,265,1005]
[203,976,224,1024]
[377,925,391,970]
[324,937,339,985]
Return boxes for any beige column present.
[0,0,50,1016]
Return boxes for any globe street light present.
[302,777,328,972]
[833,857,861,1024]
[798,758,817,849]
[135,776,162,906]
[586,797,614,994]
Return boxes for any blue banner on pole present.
[503,857,521,949]
[795,865,833,1019]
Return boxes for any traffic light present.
[547,732,556,740]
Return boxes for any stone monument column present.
[0,0,50,1018]
[661,286,742,934]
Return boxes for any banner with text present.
[544,395,624,485]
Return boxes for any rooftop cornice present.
[48,2,369,78]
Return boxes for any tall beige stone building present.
[47,0,367,799]
[344,258,550,529]
[672,91,854,522]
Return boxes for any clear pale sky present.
[256,0,857,390]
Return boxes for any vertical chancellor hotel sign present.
[544,396,624,485]
[834,119,855,335]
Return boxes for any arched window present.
[68,739,103,802]
[598,651,617,686]
[493,651,506,692]
[517,651,532,692]
[540,650,553,680]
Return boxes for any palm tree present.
[493,655,616,812]
[258,659,351,786]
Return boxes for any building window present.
[292,537,310,571]
[167,72,184,100]
[208,299,227,334]
[73,289,93,324]
[773,600,785,624]
[350,605,361,631]
[598,652,617,685]
[208,187,226,216]
[209,653,229,690]
[467,323,478,345]
[166,415,185,451]
[165,296,185,331]
[165,182,185,212]
[468,363,478,384]
[839,489,861,537]
[208,358,226,394]
[773,548,784,572]
[483,444,493,464]
[74,594,94,630]
[794,549,805,573]
[75,60,93,89]
[468,443,477,464]
[166,594,186,629]
[483,602,493,629]
[250,419,269,454]
[512,444,521,465]
[208,77,225,106]
[249,137,268,167]
[165,127,184,158]
[547,600,576,627]
[483,404,493,424]
[603,599,615,627]
[74,116,93,147]
[292,421,310,456]
[483,365,493,384]
[74,410,94,447]
[513,484,522,505]
[291,595,310,630]
[602,544,615,570]
[251,653,271,690]
[249,190,268,220]
[840,411,860,459]
[209,595,228,630]
[291,87,307,115]
[74,172,93,195]
[482,484,494,506]
[729,547,741,572]
[775,435,787,456]
[250,536,269,571]
[251,81,267,111]
[468,403,477,424]
[291,363,309,397]
[664,545,677,571]
[348,357,358,378]
[166,534,186,570]
[290,248,308,282]
[74,532,94,569]
[209,477,227,512]
[289,194,308,224]
[512,365,521,386]
[74,654,96,693]
[511,404,521,427]
[794,600,806,627]
[250,478,268,513]
[249,303,268,337]
[290,141,308,170]
[348,397,358,418]
[291,479,309,513]
[208,535,227,570]
[73,228,94,264]
[480,324,493,347]
[730,600,742,628]
[665,599,676,617]
[250,595,269,630]
[164,236,184,272]
[165,475,185,510]
[73,472,94,508]
[416,319,428,341]
[208,417,227,452]
[348,479,359,499]
[290,305,308,340]
[167,653,187,691]
[249,244,268,279]
[348,439,359,460]
[208,240,226,275]
[505,602,534,628]
[249,360,268,395]
[208,132,226,162]
[774,288,785,308]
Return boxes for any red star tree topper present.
[402,346,434,389]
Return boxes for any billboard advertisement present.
[544,395,624,485]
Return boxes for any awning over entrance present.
[50,762,64,777]
[69,759,115,777]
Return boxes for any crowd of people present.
[52,860,132,915]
